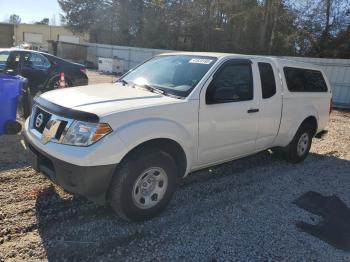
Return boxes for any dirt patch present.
[87,70,118,85]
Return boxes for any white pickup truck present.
[24,52,332,221]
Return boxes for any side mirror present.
[206,82,216,104]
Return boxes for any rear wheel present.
[285,124,313,163]
[108,149,178,221]
[49,77,71,90]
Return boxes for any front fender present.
[115,117,195,174]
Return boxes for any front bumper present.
[24,131,116,204]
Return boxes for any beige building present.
[13,24,88,50]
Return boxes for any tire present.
[49,77,71,90]
[285,123,313,163]
[108,149,178,221]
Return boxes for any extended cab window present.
[207,62,253,104]
[258,62,276,99]
[284,67,328,92]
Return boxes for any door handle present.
[247,108,259,113]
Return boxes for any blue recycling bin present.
[0,74,27,135]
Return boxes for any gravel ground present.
[0,80,349,261]
[87,70,119,85]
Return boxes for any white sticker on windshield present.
[189,58,213,65]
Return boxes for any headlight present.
[62,121,112,146]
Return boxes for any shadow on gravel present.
[35,185,119,261]
[293,191,350,251]
[181,150,283,187]
[33,150,350,260]
[0,134,28,172]
[183,151,350,189]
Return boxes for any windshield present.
[122,55,217,97]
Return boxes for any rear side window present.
[258,62,276,99]
[23,52,51,70]
[284,67,328,92]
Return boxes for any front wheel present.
[108,149,178,221]
[285,124,313,163]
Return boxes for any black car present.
[0,49,88,117]
[0,49,88,90]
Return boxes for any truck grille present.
[33,107,52,133]
[30,105,73,144]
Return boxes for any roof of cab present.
[159,51,322,70]
[0,48,85,66]
[0,48,55,58]
[160,51,239,58]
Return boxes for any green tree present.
[8,14,21,25]
[36,18,50,25]
[57,0,350,58]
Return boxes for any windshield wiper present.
[137,84,183,99]
[116,79,129,86]
[139,84,165,95]
[162,92,183,99]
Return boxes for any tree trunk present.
[259,0,272,53]
[320,0,332,57]
[268,0,279,54]
[205,0,211,51]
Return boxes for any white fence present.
[86,43,350,108]
[86,43,173,71]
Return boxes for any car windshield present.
[0,51,10,71]
[121,55,217,97]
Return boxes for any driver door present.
[4,51,21,74]
[198,59,260,166]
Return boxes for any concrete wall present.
[13,24,88,49]
[57,42,87,64]
[86,43,174,71]
[0,23,14,47]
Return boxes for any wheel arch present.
[117,138,188,179]
[277,100,320,146]
[283,114,319,147]
[45,74,73,89]
[110,116,196,177]
[300,116,318,136]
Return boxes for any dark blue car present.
[0,48,88,117]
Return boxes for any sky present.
[0,0,62,25]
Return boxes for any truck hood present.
[40,83,180,117]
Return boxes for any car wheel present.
[108,149,178,221]
[285,124,313,163]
